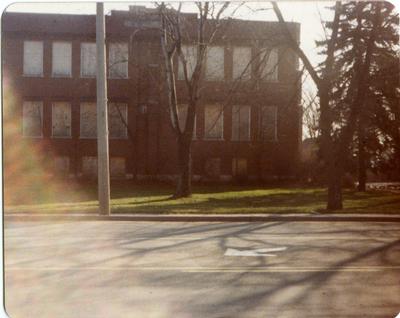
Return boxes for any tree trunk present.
[396,147,400,181]
[174,137,192,198]
[327,164,343,210]
[357,131,367,191]
[318,87,343,210]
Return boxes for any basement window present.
[81,156,97,177]
[110,157,126,178]
[232,158,248,177]
[54,156,70,175]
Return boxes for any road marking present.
[225,247,287,257]
[6,265,400,273]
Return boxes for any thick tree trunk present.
[327,163,343,210]
[272,2,343,211]
[174,137,192,198]
[327,2,382,207]
[357,132,367,191]
[318,88,344,210]
[395,147,400,181]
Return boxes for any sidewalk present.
[5,212,400,222]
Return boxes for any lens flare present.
[3,74,96,213]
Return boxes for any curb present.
[4,213,400,222]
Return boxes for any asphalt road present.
[4,221,400,318]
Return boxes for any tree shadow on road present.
[5,221,400,317]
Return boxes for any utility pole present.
[96,2,110,215]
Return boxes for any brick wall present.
[2,10,301,182]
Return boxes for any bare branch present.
[271,1,322,88]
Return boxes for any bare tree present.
[302,88,319,140]
[158,2,244,197]
[114,4,296,195]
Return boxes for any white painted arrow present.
[225,247,287,257]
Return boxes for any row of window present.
[178,45,278,81]
[54,156,126,177]
[23,40,279,81]
[199,104,277,141]
[22,101,128,139]
[22,101,278,141]
[23,41,128,78]
[54,155,248,177]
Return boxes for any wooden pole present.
[96,2,110,215]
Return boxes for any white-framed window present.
[80,43,97,77]
[52,102,71,138]
[22,101,43,137]
[232,105,251,141]
[204,104,223,140]
[178,45,197,80]
[23,41,43,76]
[108,103,128,139]
[205,46,224,81]
[260,105,278,142]
[233,46,252,80]
[109,43,129,78]
[52,42,72,77]
[110,157,126,178]
[177,104,196,139]
[260,48,279,81]
[80,102,97,138]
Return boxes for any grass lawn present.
[4,181,400,214]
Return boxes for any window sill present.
[51,136,72,139]
[22,135,43,139]
[22,74,44,78]
[203,138,225,141]
[78,137,130,140]
[51,75,72,78]
[231,139,251,142]
[109,137,129,140]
